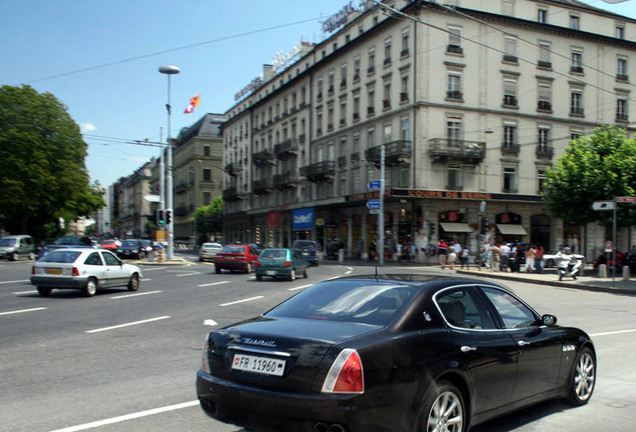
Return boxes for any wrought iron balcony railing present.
[428,138,486,164]
[365,140,412,166]
[299,161,335,183]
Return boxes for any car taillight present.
[321,349,364,394]
[255,260,261,266]
[201,337,211,374]
[31,266,35,275]
[284,261,291,267]
[72,267,80,276]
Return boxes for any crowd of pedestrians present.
[437,239,546,273]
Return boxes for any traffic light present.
[480,217,488,235]
[165,209,172,224]
[156,209,165,226]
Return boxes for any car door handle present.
[461,346,476,352]
[517,340,530,347]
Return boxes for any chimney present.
[263,64,274,82]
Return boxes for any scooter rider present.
[558,247,583,280]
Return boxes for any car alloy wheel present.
[85,278,98,297]
[289,269,296,281]
[303,267,309,278]
[128,274,140,291]
[246,263,252,274]
[568,347,596,405]
[422,381,465,432]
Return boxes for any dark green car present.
[254,248,309,281]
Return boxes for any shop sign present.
[267,211,281,229]
[293,208,314,230]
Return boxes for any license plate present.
[266,270,276,275]
[232,353,286,376]
[46,269,62,275]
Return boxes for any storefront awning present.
[440,222,473,233]
[497,224,527,236]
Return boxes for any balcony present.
[299,161,335,183]
[400,48,410,57]
[536,145,554,158]
[570,66,584,74]
[274,139,299,160]
[616,113,629,122]
[446,90,463,101]
[273,171,299,191]
[252,178,272,195]
[175,182,190,194]
[501,143,520,156]
[252,149,275,167]
[503,95,518,107]
[338,155,347,167]
[537,100,552,112]
[447,44,463,55]
[429,138,486,164]
[365,140,412,167]
[223,187,244,202]
[367,106,375,116]
[537,61,552,69]
[400,92,409,102]
[383,99,391,109]
[224,163,241,177]
[617,73,629,82]
[503,54,518,63]
[570,107,585,117]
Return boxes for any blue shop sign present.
[293,208,314,230]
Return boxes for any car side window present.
[481,287,538,329]
[102,252,120,266]
[85,252,103,266]
[437,288,497,330]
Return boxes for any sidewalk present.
[330,257,636,295]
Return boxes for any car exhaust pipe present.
[313,423,329,432]
[329,424,346,432]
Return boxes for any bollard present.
[338,249,344,263]
[623,266,631,281]
[597,263,607,278]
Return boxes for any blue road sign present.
[367,199,381,210]
[368,180,382,190]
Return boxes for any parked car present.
[37,235,95,260]
[117,239,144,259]
[0,234,35,261]
[292,239,320,266]
[254,248,309,281]
[213,244,260,274]
[197,274,596,432]
[30,248,142,297]
[99,239,118,251]
[199,242,223,262]
[543,250,586,268]
[139,239,154,257]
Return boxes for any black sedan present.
[196,275,596,432]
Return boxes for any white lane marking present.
[0,279,29,284]
[47,400,199,432]
[141,267,166,271]
[13,290,38,295]
[590,329,636,337]
[111,291,162,299]
[345,269,353,275]
[198,281,231,287]
[203,319,218,327]
[289,284,312,291]
[86,316,170,334]
[220,296,264,307]
[176,272,201,277]
[0,307,47,316]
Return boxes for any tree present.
[193,196,224,243]
[542,125,636,227]
[0,85,105,238]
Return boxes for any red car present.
[213,244,260,274]
[99,239,118,251]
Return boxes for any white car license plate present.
[266,270,276,275]
[232,354,286,376]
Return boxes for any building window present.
[538,126,551,153]
[447,165,462,190]
[503,79,518,107]
[538,169,548,193]
[203,169,211,182]
[400,75,409,102]
[383,124,392,143]
[503,36,518,62]
[203,192,212,205]
[400,117,410,141]
[616,24,625,39]
[617,97,629,122]
[367,128,376,148]
[570,91,584,116]
[538,8,548,24]
[447,26,463,54]
[353,92,360,121]
[570,15,580,30]
[339,98,347,126]
[368,47,376,74]
[316,108,323,135]
[368,86,375,115]
[340,63,347,89]
[353,134,360,153]
[571,50,583,73]
[384,37,392,65]
[503,124,517,147]
[317,76,323,100]
[447,119,462,146]
[537,82,552,112]
[353,55,361,80]
[571,129,583,141]
[503,167,517,193]
[538,42,551,68]
[383,79,392,109]
[502,0,514,16]
[327,102,334,131]
[328,70,335,94]
[447,74,462,100]
[401,28,410,56]
[617,57,628,81]
[203,146,210,157]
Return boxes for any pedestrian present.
[490,242,501,272]
[500,242,510,272]
[448,244,457,270]
[535,245,544,273]
[460,247,470,269]
[410,243,417,262]
[514,244,524,272]
[525,244,537,272]
[437,239,448,269]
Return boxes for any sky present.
[1,0,635,189]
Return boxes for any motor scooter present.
[557,255,583,280]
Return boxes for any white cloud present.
[81,123,97,132]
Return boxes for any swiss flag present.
[184,94,200,114]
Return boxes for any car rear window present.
[260,249,287,259]
[121,240,139,247]
[294,241,317,249]
[267,281,418,326]
[39,251,81,263]
[222,246,246,254]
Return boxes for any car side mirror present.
[542,314,557,326]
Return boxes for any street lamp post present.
[378,144,385,266]
[159,65,180,260]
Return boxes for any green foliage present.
[542,125,636,227]
[193,196,224,240]
[0,85,105,239]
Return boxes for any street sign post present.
[367,199,381,210]
[368,180,383,190]
[617,196,636,203]
[592,201,615,210]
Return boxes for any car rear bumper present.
[214,262,250,270]
[30,276,88,289]
[196,370,398,432]
[255,267,291,278]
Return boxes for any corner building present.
[222,0,636,259]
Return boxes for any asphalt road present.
[1,255,634,432]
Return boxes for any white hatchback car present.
[199,242,223,262]
[31,248,142,297]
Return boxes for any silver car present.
[199,242,223,262]
[30,248,142,297]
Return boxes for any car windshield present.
[267,280,418,326]
[0,238,17,246]
[260,249,288,259]
[121,240,138,247]
[294,241,317,249]
[57,237,82,245]
[39,250,81,263]
[222,246,246,254]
